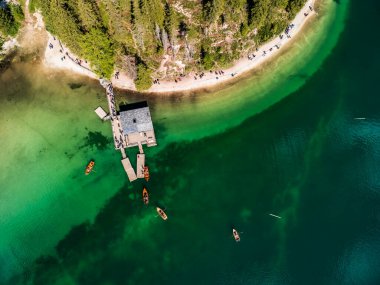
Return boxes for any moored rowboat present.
[156,207,168,220]
[142,187,149,205]
[85,160,95,175]
[144,166,150,181]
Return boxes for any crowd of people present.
[105,83,126,149]
[106,85,117,118]
[48,36,93,71]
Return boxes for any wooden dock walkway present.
[121,158,137,182]
[136,154,145,178]
[138,142,144,154]
[120,148,126,159]
[100,79,134,180]
[100,79,126,150]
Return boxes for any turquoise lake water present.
[2,0,380,284]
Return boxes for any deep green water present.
[1,0,380,284]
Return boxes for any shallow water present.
[2,0,380,284]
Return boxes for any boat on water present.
[85,160,95,175]
[156,207,168,220]
[232,228,240,242]
[269,213,282,219]
[144,166,150,181]
[142,187,149,205]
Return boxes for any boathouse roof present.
[119,101,154,135]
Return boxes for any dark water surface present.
[1,0,380,284]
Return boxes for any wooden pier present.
[100,81,127,150]
[138,142,144,154]
[121,158,137,182]
[120,148,126,159]
[99,79,156,182]
[136,154,145,178]
[100,79,132,180]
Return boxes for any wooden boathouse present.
[119,101,157,148]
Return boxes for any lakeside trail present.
[17,0,46,55]
[39,0,317,94]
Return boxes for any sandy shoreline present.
[41,0,316,94]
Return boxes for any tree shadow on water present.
[81,131,112,151]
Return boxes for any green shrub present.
[9,4,24,23]
[29,0,39,13]
[287,0,307,18]
[0,5,20,36]
[135,63,152,91]
[0,35,5,51]
[240,23,249,37]
[79,29,115,78]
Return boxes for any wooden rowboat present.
[142,187,149,205]
[156,207,168,220]
[232,228,240,242]
[144,166,150,181]
[85,160,95,175]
